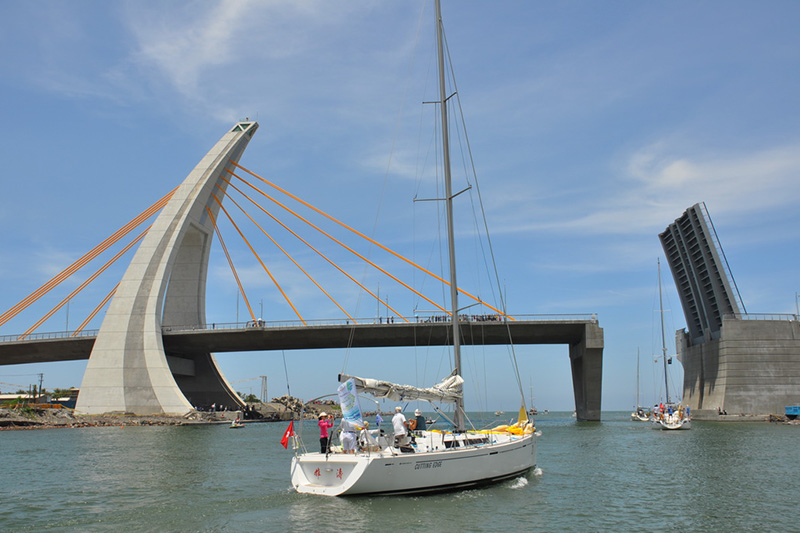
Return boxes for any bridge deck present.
[0,319,598,365]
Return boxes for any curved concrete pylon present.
[76,122,258,415]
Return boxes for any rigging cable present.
[229,162,512,320]
[205,206,257,325]
[282,350,291,397]
[210,193,306,325]
[226,169,418,321]
[217,183,355,324]
[0,186,177,328]
[442,24,527,406]
[73,283,118,335]
[18,226,150,339]
[222,175,389,325]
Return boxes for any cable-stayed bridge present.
[0,122,604,420]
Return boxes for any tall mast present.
[435,0,464,431]
[658,258,670,404]
[635,348,640,409]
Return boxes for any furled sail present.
[338,371,463,403]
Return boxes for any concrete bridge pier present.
[75,122,258,415]
[569,322,604,421]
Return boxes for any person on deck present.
[412,409,427,432]
[341,419,358,454]
[318,412,333,454]
[392,406,408,446]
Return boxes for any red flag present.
[280,420,294,449]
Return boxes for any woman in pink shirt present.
[318,412,334,453]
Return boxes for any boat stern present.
[290,453,369,496]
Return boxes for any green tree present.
[242,393,260,403]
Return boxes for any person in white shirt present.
[340,418,358,453]
[391,406,408,446]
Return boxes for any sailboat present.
[529,378,538,416]
[289,0,537,496]
[651,258,691,430]
[630,349,651,421]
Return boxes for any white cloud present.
[126,1,251,98]
[488,139,800,238]
[120,1,373,120]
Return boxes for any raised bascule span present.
[660,202,800,418]
[76,121,259,415]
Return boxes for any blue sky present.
[1,1,799,412]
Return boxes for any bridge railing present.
[0,313,599,342]
[161,313,599,333]
[724,313,799,322]
[0,329,99,343]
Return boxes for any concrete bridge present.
[2,121,604,420]
[0,316,604,420]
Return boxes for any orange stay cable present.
[224,177,390,323]
[19,227,151,340]
[0,186,178,327]
[229,161,513,320]
[1,188,173,325]
[205,206,257,325]
[223,177,402,323]
[73,283,118,336]
[226,171,437,320]
[211,194,306,325]
[218,185,357,324]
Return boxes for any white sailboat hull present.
[291,432,536,496]
[652,415,692,430]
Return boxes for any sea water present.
[2,412,798,532]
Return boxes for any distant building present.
[660,203,800,418]
[50,388,79,409]
[0,393,40,403]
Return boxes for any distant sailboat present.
[652,258,691,430]
[631,349,650,422]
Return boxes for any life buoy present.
[407,419,417,431]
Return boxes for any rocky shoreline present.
[0,408,200,430]
[0,403,325,431]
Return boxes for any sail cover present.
[338,371,463,403]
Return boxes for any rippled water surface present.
[2,412,797,531]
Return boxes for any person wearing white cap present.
[318,412,333,454]
[340,418,358,454]
[391,406,408,446]
[413,408,427,432]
